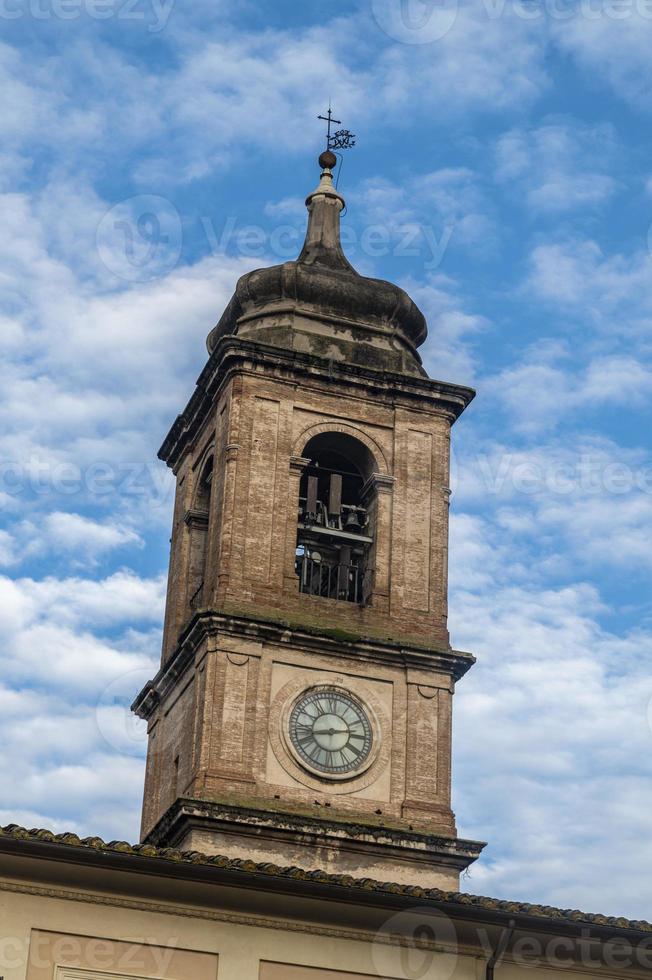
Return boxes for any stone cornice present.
[289,454,311,472]
[184,508,209,528]
[361,472,396,501]
[144,798,485,869]
[0,878,463,953]
[131,609,476,720]
[158,337,476,471]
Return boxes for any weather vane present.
[318,105,356,152]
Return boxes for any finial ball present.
[319,149,338,171]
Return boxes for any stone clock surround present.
[270,672,390,792]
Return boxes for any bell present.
[344,509,361,532]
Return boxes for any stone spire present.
[297,150,356,273]
[206,150,428,376]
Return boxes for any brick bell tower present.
[133,147,485,888]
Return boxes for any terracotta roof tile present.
[1,823,649,934]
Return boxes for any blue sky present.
[1,0,651,919]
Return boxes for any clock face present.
[289,687,373,776]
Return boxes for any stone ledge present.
[145,797,484,857]
[143,797,485,888]
[131,607,475,720]
[159,336,476,470]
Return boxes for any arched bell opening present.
[296,433,376,605]
[187,455,213,610]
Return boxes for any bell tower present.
[133,148,485,888]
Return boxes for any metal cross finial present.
[318,104,356,151]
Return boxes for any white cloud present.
[451,574,652,918]
[0,9,553,193]
[553,11,652,110]
[0,567,163,838]
[0,569,164,699]
[487,347,652,433]
[42,512,142,559]
[0,529,16,567]
[4,569,166,630]
[0,181,257,541]
[8,621,148,694]
[375,3,548,115]
[353,167,495,259]
[494,120,619,211]
[484,237,652,435]
[527,239,652,336]
[449,512,527,590]
[453,434,652,578]
[409,277,489,382]
[0,681,146,838]
[264,196,305,220]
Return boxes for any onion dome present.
[207,152,428,377]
